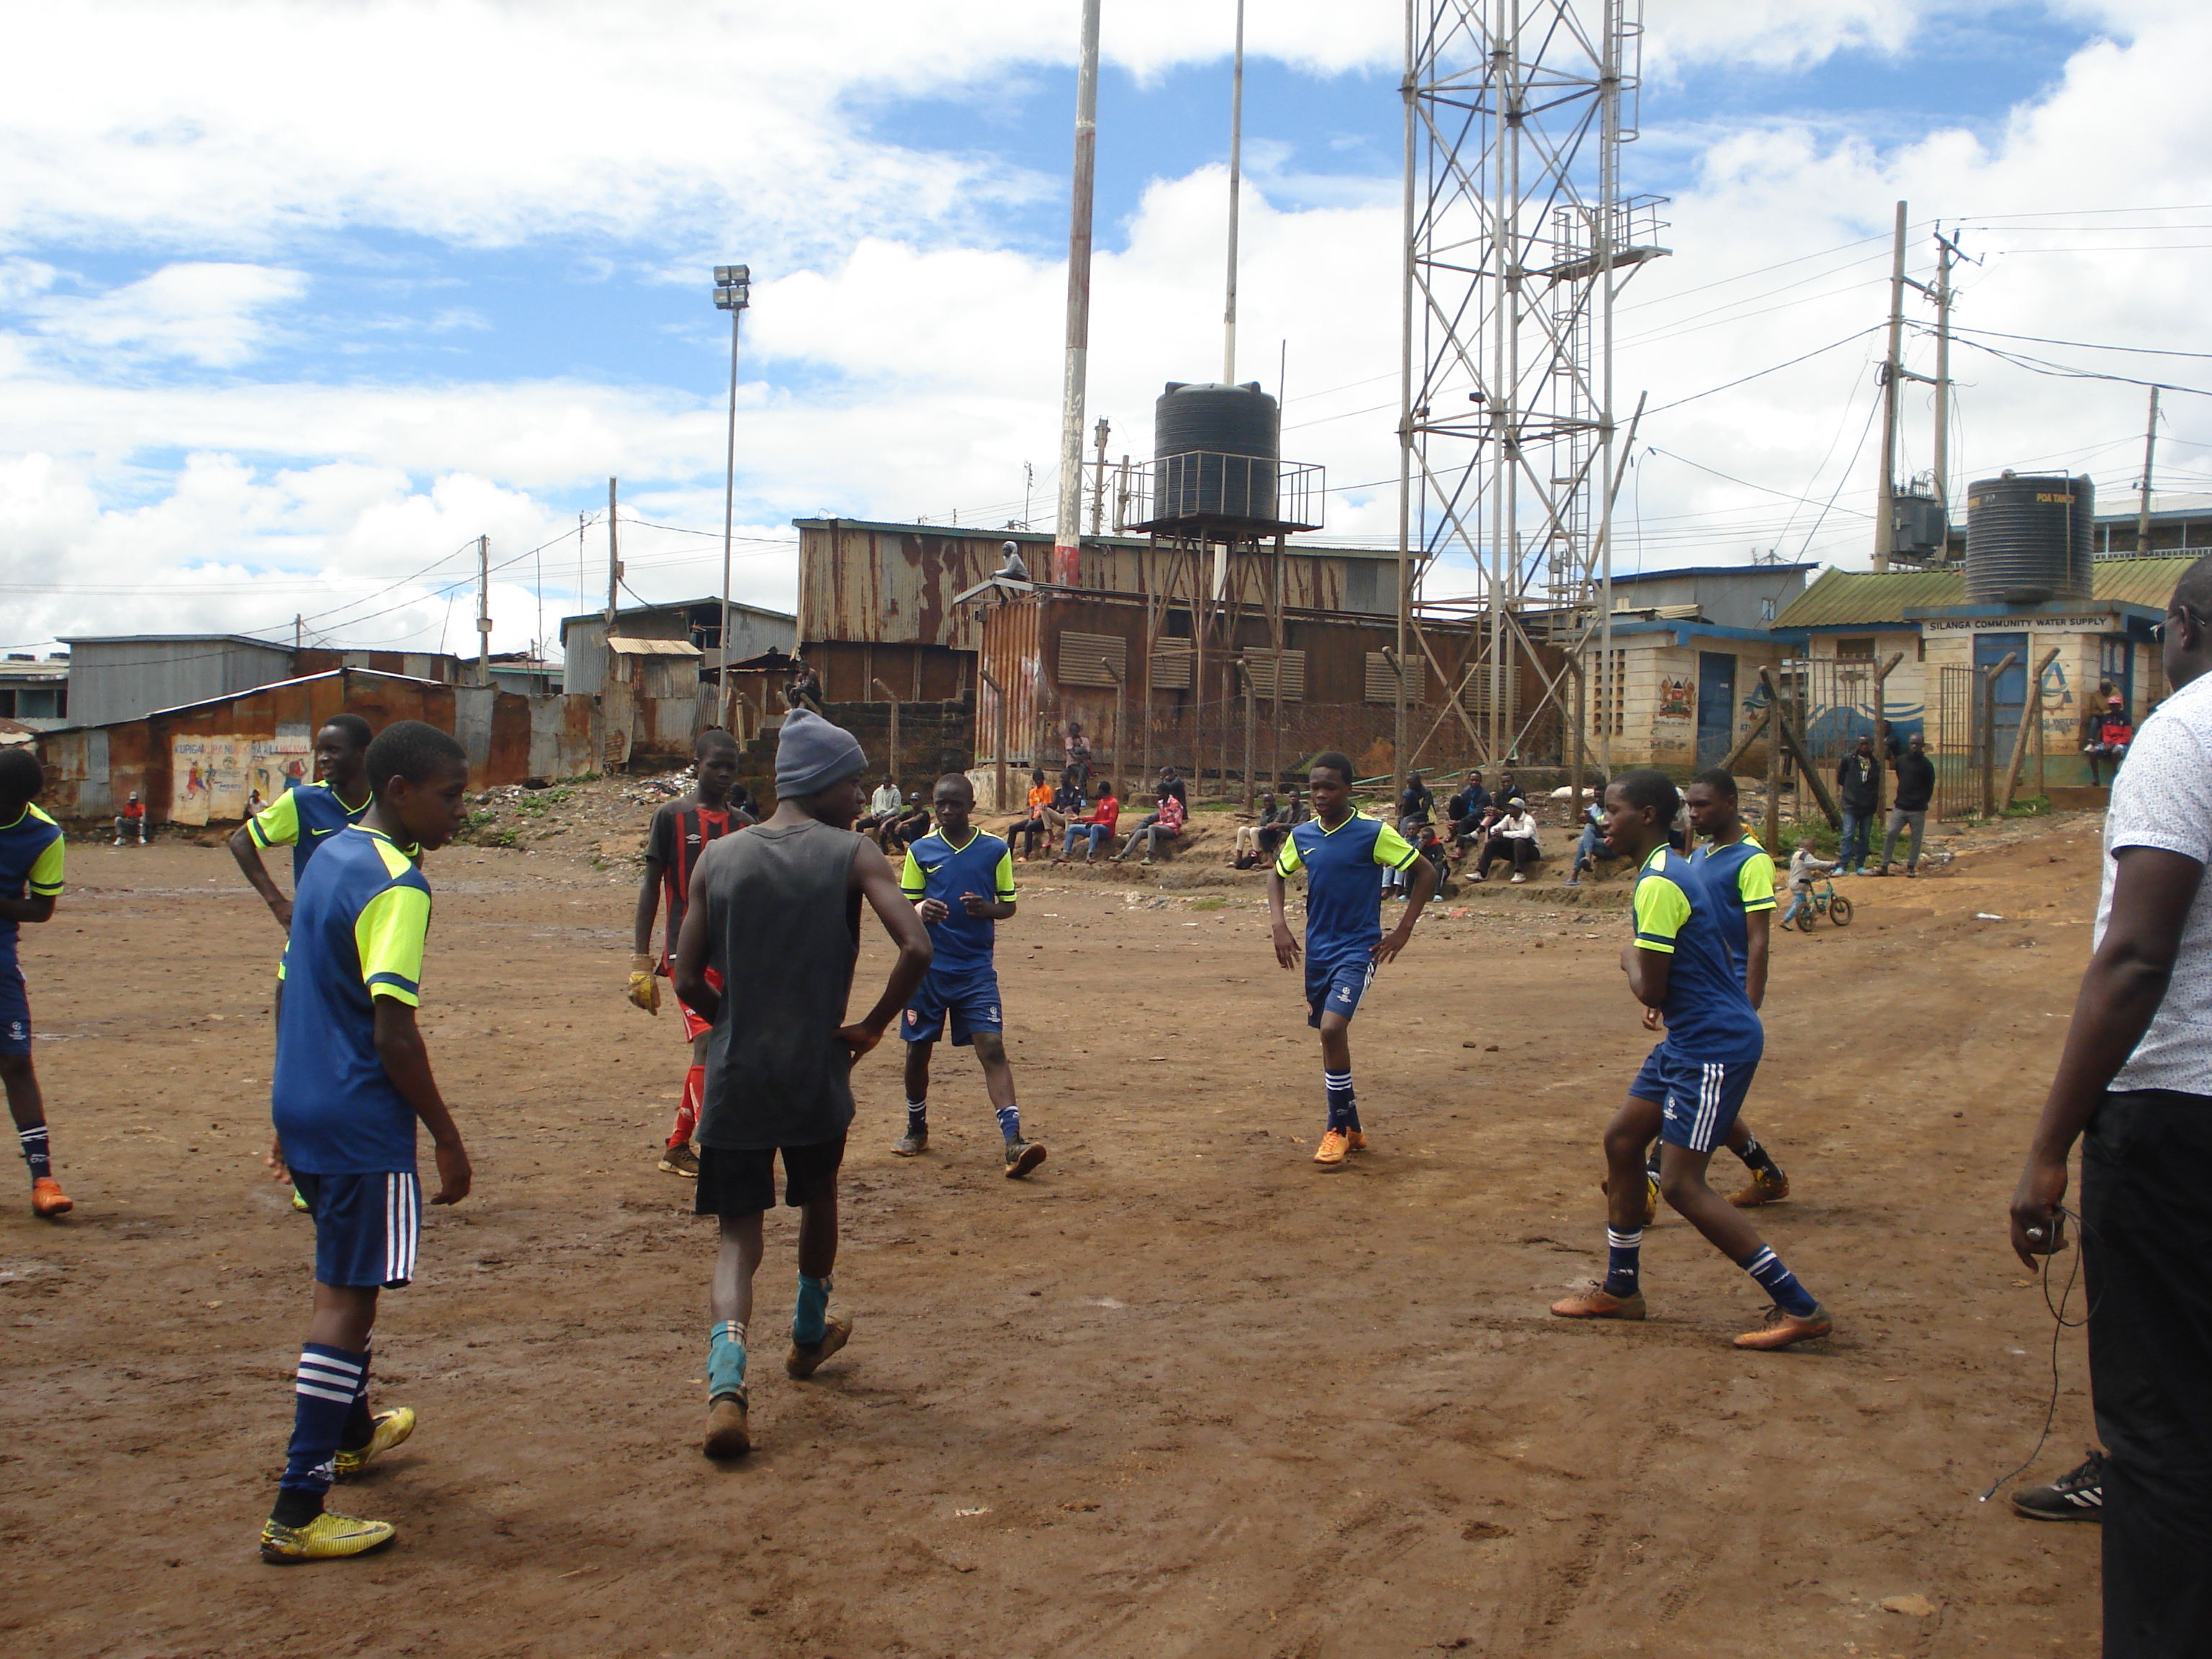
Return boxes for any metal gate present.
[1933,664,1981,821]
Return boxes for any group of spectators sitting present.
[999,765,1198,867]
[856,775,932,854]
[1388,768,1549,889]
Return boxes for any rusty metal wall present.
[796,521,1393,651]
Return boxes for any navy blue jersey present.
[249,781,373,884]
[1691,835,1779,990]
[1275,811,1421,971]
[1632,845,1763,1064]
[901,828,1016,976]
[274,827,433,1174]
[0,804,64,966]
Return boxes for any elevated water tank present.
[1153,381,1278,523]
[1965,472,2093,606]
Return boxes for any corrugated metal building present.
[293,647,462,683]
[558,598,796,698]
[62,634,297,728]
[795,518,1400,704]
[0,655,70,729]
[36,668,597,823]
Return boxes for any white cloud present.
[13,262,309,368]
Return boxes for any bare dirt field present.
[1,809,2108,1657]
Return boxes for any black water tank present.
[1154,381,1278,521]
[1965,472,2092,605]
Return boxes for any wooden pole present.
[1241,660,1255,811]
[1869,651,1905,819]
[2002,648,2062,812]
[872,679,902,789]
[1763,695,1781,851]
[1758,667,1843,828]
[1718,704,1772,778]
[1978,650,2019,819]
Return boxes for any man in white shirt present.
[857,777,904,847]
[1470,801,1542,884]
[2010,556,2212,1658]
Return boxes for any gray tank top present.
[693,817,865,1151]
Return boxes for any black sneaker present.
[1003,1138,1047,1179]
[2012,1449,2105,1522]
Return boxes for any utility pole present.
[1089,418,1111,535]
[475,534,491,686]
[1053,0,1102,587]
[1875,200,1907,573]
[294,613,302,651]
[606,477,621,622]
[714,265,752,727]
[2137,385,2161,554]
[1223,0,1244,384]
[1930,228,1959,531]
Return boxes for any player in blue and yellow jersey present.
[229,714,375,932]
[1267,751,1437,1167]
[893,774,1043,1177]
[0,749,73,1218]
[1551,770,1833,1351]
[258,721,475,1564]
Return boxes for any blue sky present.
[4,1,2208,655]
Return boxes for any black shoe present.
[2012,1449,2104,1522]
[1003,1138,1047,1179]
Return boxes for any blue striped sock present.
[1604,1228,1642,1297]
[1738,1246,1817,1318]
[279,1342,365,1508]
[907,1098,928,1136]
[18,1124,50,1182]
[1323,1069,1354,1132]
[996,1104,1022,1143]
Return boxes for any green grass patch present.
[1189,895,1227,912]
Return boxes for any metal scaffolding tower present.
[1395,0,1668,799]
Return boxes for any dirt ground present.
[1,806,2110,1658]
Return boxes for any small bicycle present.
[1789,876,1853,932]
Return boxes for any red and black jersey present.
[649,802,736,970]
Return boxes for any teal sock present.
[793,1274,830,1345]
[706,1320,747,1401]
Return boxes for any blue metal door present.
[1974,631,2028,763]
[1696,652,1736,770]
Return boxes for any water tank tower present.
[1964,472,2093,606]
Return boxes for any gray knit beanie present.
[775,707,869,799]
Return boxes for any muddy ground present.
[1,808,2107,1657]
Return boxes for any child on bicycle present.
[1779,844,1839,930]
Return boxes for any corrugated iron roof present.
[1775,556,2197,629]
[605,636,703,657]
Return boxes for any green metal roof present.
[1774,555,2197,630]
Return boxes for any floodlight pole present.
[1223,0,1244,384]
[713,264,752,727]
[1053,0,1102,587]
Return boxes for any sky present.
[5,1,2212,661]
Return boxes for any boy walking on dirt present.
[230,715,376,930]
[890,774,1043,1176]
[1,748,72,1218]
[1551,769,1832,1351]
[1267,751,1437,1167]
[629,727,750,1179]
[258,721,475,1563]
[673,709,932,1460]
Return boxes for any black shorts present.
[694,1135,846,1216]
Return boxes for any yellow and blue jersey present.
[248,781,373,884]
[1275,810,1421,971]
[1632,845,1763,1064]
[273,826,433,1174]
[0,803,64,964]
[1691,835,1779,990]
[901,828,1016,976]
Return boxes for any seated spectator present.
[1010,768,1053,860]
[1565,796,1606,886]
[113,790,148,847]
[884,801,932,855]
[1447,771,1492,849]
[1385,822,1452,899]
[1058,780,1120,862]
[2084,695,2134,786]
[856,775,904,844]
[1043,769,1085,842]
[1471,799,1542,884]
[1156,765,1187,809]
[1398,771,1435,834]
[1233,792,1283,866]
[1115,790,1186,864]
[1281,786,1308,827]
[1064,723,1093,787]
[1493,770,1527,806]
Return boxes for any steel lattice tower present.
[1393,0,1667,790]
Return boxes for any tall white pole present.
[1223,0,1244,385]
[721,302,740,722]
[1054,0,1103,587]
[1394,0,1416,809]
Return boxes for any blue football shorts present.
[292,1170,421,1289]
[901,966,1004,1047]
[1630,1044,1760,1155]
[1305,957,1377,1029]
[0,961,29,1057]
